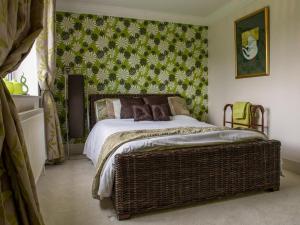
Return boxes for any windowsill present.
[11,94,41,99]
[12,95,41,113]
[18,108,44,121]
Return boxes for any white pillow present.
[112,99,121,119]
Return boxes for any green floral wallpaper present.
[54,12,208,142]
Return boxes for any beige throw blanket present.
[92,126,231,199]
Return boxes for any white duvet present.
[83,115,267,199]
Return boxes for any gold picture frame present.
[235,7,270,79]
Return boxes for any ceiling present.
[58,0,232,17]
[57,0,253,25]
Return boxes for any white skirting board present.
[19,108,46,184]
[283,159,300,175]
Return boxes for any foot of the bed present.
[118,213,131,220]
[266,187,279,192]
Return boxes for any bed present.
[84,94,281,220]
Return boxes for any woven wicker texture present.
[113,140,281,219]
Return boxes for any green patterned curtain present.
[36,0,65,163]
[0,1,46,225]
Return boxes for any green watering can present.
[3,74,29,95]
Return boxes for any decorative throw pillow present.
[94,98,120,121]
[112,99,121,119]
[151,104,170,121]
[168,96,191,116]
[94,99,110,121]
[143,96,171,116]
[132,105,153,121]
[94,99,107,121]
[105,98,116,118]
[120,97,144,119]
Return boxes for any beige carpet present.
[37,157,300,225]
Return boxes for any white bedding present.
[83,115,267,199]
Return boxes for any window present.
[6,42,39,96]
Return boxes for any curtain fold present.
[0,1,45,224]
[36,0,65,163]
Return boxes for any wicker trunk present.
[112,140,281,219]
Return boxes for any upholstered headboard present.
[88,93,180,130]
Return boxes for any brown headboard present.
[88,93,180,130]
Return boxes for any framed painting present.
[235,7,270,78]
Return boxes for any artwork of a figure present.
[242,27,259,60]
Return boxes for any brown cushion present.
[168,96,190,116]
[132,105,153,121]
[143,96,171,116]
[120,97,144,118]
[151,104,170,121]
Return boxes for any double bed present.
[84,94,281,220]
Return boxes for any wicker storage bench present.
[112,140,281,219]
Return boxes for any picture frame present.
[235,7,270,79]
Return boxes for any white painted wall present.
[208,0,300,161]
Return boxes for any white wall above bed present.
[208,0,300,162]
